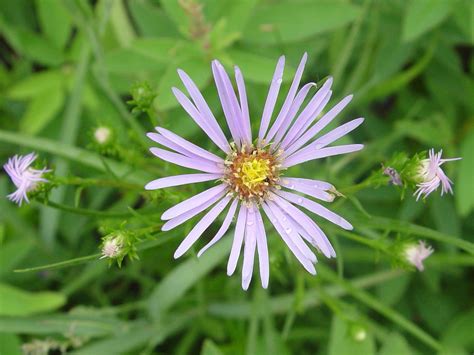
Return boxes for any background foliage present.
[0,0,473,354]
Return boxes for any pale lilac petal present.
[242,206,257,290]
[262,202,316,274]
[147,133,193,157]
[156,127,223,163]
[305,117,364,150]
[150,147,223,174]
[259,56,285,140]
[283,144,364,168]
[198,199,238,257]
[255,209,269,288]
[227,204,247,276]
[284,94,353,156]
[280,177,334,191]
[272,82,316,146]
[162,184,227,220]
[174,196,231,258]
[172,85,230,154]
[234,66,252,144]
[161,192,226,231]
[270,192,335,257]
[267,201,317,263]
[279,177,334,202]
[266,53,308,142]
[276,190,353,230]
[212,61,243,145]
[145,173,221,190]
[281,80,333,150]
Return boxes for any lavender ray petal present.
[279,177,334,202]
[262,202,316,274]
[282,144,364,168]
[155,127,223,163]
[280,177,334,191]
[259,56,285,140]
[284,94,353,156]
[150,147,223,174]
[145,173,221,190]
[276,190,353,230]
[272,82,316,146]
[266,53,308,143]
[270,192,335,257]
[255,209,269,288]
[147,132,193,157]
[267,200,317,262]
[162,184,227,220]
[234,66,252,144]
[280,77,334,150]
[198,199,238,257]
[306,117,364,150]
[174,196,231,258]
[227,204,247,276]
[172,85,230,153]
[242,206,257,290]
[211,61,242,145]
[161,191,226,231]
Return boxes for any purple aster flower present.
[3,153,49,206]
[146,53,364,289]
[414,149,461,201]
[404,240,434,271]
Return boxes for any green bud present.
[127,81,157,115]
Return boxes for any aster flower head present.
[146,53,364,289]
[100,235,124,259]
[414,149,461,201]
[404,240,434,271]
[3,153,49,206]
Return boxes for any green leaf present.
[129,1,180,37]
[226,49,295,84]
[130,38,200,63]
[36,0,72,49]
[0,239,35,278]
[0,283,66,316]
[379,332,413,355]
[242,1,361,44]
[0,314,130,337]
[148,237,231,320]
[456,131,474,216]
[402,0,453,42]
[440,308,474,354]
[7,70,64,99]
[327,315,375,355]
[20,86,65,135]
[14,28,65,66]
[201,339,224,355]
[0,333,21,355]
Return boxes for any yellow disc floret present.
[241,157,271,189]
[223,144,281,203]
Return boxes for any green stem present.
[360,216,474,254]
[14,232,173,273]
[318,266,442,351]
[38,199,160,218]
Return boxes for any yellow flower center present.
[223,144,281,203]
[240,157,271,189]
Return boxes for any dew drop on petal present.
[277,78,283,84]
[285,227,292,234]
[247,220,254,226]
[297,198,303,204]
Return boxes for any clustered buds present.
[127,81,157,116]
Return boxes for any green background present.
[0,0,473,354]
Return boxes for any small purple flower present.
[414,149,461,201]
[146,54,364,289]
[404,241,434,271]
[3,153,49,206]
